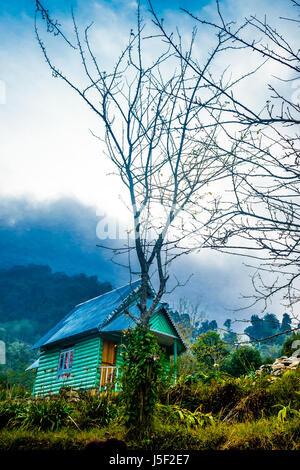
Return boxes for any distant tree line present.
[173,308,299,378]
[172,309,295,347]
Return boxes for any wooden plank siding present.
[149,311,177,337]
[150,311,176,376]
[114,336,125,391]
[33,335,102,396]
[33,310,179,395]
[115,339,124,370]
[95,336,104,387]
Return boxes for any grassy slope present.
[0,418,299,450]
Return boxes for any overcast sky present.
[0,0,295,323]
[0,0,294,209]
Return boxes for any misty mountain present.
[0,196,128,284]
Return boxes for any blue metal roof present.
[101,298,153,332]
[32,280,141,349]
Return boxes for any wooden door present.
[100,340,117,387]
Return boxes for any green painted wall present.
[95,336,104,388]
[149,310,177,337]
[33,335,102,396]
[33,310,181,395]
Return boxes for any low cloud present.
[0,196,286,329]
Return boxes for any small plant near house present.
[0,401,27,430]
[19,399,72,431]
[75,391,119,428]
[0,399,72,431]
[0,382,31,401]
[156,403,215,428]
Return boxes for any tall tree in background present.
[150,0,300,316]
[245,313,282,345]
[35,1,254,326]
[223,318,237,346]
[281,313,292,335]
[192,331,229,370]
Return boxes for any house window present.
[57,348,74,379]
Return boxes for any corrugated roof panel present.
[31,280,141,349]
[101,298,153,332]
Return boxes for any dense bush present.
[160,369,300,421]
[160,374,244,414]
[0,381,31,401]
[0,389,120,432]
[74,391,119,428]
[221,346,262,377]
[0,399,72,431]
[268,370,300,410]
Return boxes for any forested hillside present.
[0,265,112,386]
[0,264,112,343]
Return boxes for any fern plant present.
[273,402,300,422]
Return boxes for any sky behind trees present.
[0,0,294,210]
[0,0,295,322]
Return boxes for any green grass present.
[0,417,298,450]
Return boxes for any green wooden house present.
[28,280,186,396]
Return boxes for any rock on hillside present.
[255,354,300,377]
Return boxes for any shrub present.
[0,383,30,401]
[221,346,262,377]
[222,389,270,422]
[156,403,214,428]
[160,374,245,415]
[0,401,26,430]
[75,392,119,428]
[0,397,70,431]
[192,331,229,370]
[268,370,300,410]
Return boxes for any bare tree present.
[34,0,253,326]
[149,0,300,315]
